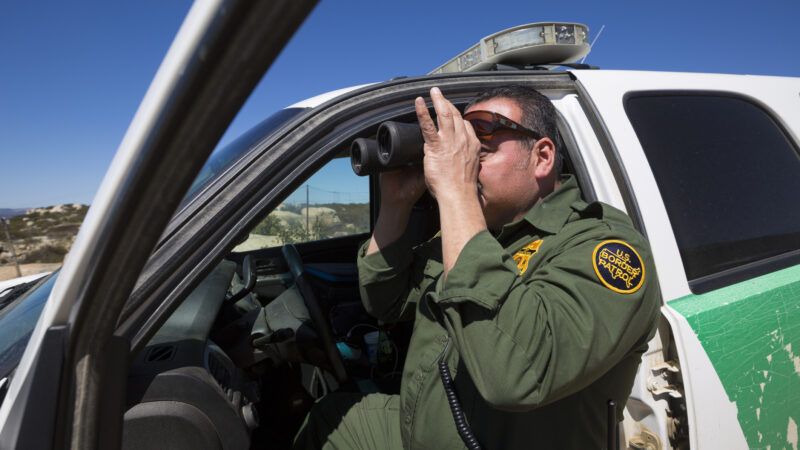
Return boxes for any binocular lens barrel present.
[350,121,424,176]
[377,122,424,167]
[350,138,380,176]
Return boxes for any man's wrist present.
[433,183,479,204]
[435,183,486,276]
[380,197,416,214]
[377,202,414,224]
[367,203,414,255]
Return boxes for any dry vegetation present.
[1,202,369,279]
[234,202,369,252]
[0,204,88,281]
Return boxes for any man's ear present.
[532,137,556,178]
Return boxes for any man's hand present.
[379,165,426,209]
[365,166,426,256]
[414,88,483,200]
[415,87,487,276]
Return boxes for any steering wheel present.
[281,244,348,383]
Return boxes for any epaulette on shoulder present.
[570,200,604,219]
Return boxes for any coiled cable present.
[438,339,482,450]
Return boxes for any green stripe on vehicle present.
[671,264,800,450]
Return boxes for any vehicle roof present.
[288,69,800,110]
[572,69,800,85]
[288,83,376,108]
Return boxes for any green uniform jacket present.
[357,176,661,449]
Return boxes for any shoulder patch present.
[513,239,543,275]
[592,240,645,294]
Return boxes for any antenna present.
[581,24,606,64]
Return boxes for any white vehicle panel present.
[573,70,800,145]
[551,93,626,210]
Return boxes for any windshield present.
[179,107,307,209]
[0,272,57,380]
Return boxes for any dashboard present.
[124,261,255,450]
[121,253,392,449]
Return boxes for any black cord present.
[438,341,482,450]
[607,399,618,450]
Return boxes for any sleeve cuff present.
[357,231,414,285]
[429,230,519,310]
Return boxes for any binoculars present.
[350,121,424,176]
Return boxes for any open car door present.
[0,0,317,448]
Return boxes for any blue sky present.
[1,0,798,208]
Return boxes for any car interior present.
[121,101,591,450]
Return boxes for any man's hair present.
[466,85,564,173]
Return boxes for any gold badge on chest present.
[513,239,543,275]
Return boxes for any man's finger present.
[449,100,463,121]
[430,87,454,139]
[463,120,481,155]
[450,101,466,137]
[415,96,439,144]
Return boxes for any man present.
[295,85,660,449]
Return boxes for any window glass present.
[233,155,370,252]
[625,93,800,282]
[0,273,57,379]
[180,107,306,210]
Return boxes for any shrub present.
[21,245,68,263]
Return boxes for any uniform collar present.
[496,175,582,238]
[523,175,582,234]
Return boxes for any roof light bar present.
[430,22,590,74]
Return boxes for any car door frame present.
[0,1,318,448]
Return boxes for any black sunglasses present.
[463,110,542,142]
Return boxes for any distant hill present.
[4,201,371,265]
[0,208,29,219]
[0,204,88,265]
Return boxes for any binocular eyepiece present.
[350,121,424,176]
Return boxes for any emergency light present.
[429,22,590,74]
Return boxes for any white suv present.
[0,5,797,450]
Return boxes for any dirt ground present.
[0,263,61,282]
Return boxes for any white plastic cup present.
[363,331,380,365]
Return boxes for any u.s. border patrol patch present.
[513,239,543,275]
[592,240,645,294]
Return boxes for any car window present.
[232,155,370,252]
[625,93,800,289]
[179,107,307,210]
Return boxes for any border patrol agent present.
[295,85,660,449]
